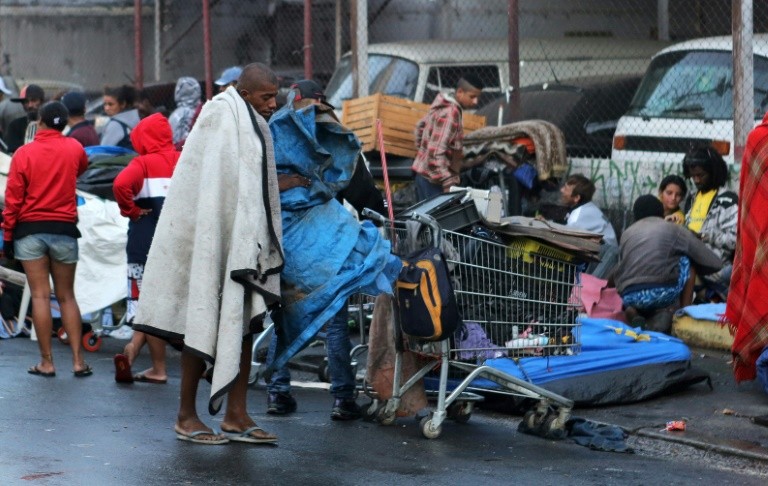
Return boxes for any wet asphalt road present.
[0,335,765,485]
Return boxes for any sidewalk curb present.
[635,427,768,463]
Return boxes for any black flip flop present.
[74,364,93,377]
[28,365,56,378]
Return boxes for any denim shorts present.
[15,233,79,264]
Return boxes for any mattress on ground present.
[437,317,710,406]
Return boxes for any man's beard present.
[27,110,38,121]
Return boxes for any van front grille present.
[623,136,714,153]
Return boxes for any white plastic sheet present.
[74,190,128,314]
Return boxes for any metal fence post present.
[733,0,754,164]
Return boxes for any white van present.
[611,34,768,165]
[325,37,668,112]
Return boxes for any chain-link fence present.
[1,1,766,202]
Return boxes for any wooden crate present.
[342,94,486,158]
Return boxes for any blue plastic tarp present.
[267,98,400,371]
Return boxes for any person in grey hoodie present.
[100,85,140,150]
[613,194,722,332]
[168,76,202,146]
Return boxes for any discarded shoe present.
[113,354,134,383]
[221,425,277,444]
[331,398,362,421]
[267,392,297,415]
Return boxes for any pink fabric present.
[573,273,626,323]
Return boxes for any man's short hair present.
[458,74,484,91]
[237,63,278,91]
[565,174,596,203]
[61,91,87,117]
[632,194,664,221]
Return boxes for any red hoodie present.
[2,129,88,240]
[113,113,179,264]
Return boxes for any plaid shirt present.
[411,93,463,184]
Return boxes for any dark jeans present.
[266,306,355,399]
[414,173,443,203]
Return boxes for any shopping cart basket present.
[363,209,580,439]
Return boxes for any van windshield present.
[627,50,768,120]
[325,54,419,109]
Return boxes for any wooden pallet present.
[342,94,486,158]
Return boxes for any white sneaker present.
[108,325,134,340]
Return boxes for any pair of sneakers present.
[267,392,361,421]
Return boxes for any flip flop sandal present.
[133,373,167,384]
[114,354,134,383]
[28,365,56,377]
[175,427,229,445]
[74,364,93,377]
[221,425,278,444]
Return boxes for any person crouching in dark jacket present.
[612,195,722,333]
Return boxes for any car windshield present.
[325,54,419,108]
[626,50,768,120]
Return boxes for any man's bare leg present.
[134,334,167,382]
[175,351,225,442]
[123,331,147,365]
[220,337,277,440]
[680,267,697,308]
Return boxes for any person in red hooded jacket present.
[2,101,90,377]
[112,113,180,384]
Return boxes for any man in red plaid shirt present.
[411,75,483,202]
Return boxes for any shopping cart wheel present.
[543,414,567,440]
[523,409,544,430]
[362,400,379,422]
[420,414,442,439]
[377,404,396,426]
[57,327,70,345]
[447,402,472,424]
[317,360,331,383]
[82,331,102,352]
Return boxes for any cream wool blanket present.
[134,87,283,414]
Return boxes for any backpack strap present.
[110,118,134,149]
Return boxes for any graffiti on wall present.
[568,157,741,211]
[566,157,741,235]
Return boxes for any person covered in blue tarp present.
[266,80,400,420]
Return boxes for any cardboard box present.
[342,94,486,158]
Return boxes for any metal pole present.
[335,0,342,65]
[154,0,161,82]
[304,0,313,80]
[732,0,754,164]
[350,0,358,98]
[202,0,213,100]
[134,0,143,89]
[355,0,369,98]
[657,0,670,41]
[507,0,520,120]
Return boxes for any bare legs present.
[124,331,167,381]
[680,266,697,308]
[176,336,275,443]
[23,256,87,374]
